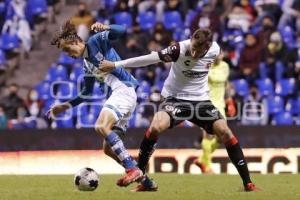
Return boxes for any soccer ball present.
[74,167,99,191]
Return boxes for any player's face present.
[59,40,84,58]
[190,39,210,59]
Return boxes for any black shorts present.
[159,97,224,134]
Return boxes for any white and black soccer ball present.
[74,167,99,191]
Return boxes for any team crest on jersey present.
[95,52,104,61]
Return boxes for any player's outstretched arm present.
[99,52,161,72]
[91,22,125,40]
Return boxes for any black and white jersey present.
[158,40,221,101]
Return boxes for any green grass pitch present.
[0,174,299,200]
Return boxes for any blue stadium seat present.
[56,82,76,100]
[255,78,274,96]
[90,104,102,117]
[58,52,76,65]
[35,81,52,100]
[231,79,249,97]
[104,0,117,11]
[267,96,284,114]
[27,0,48,15]
[273,112,294,125]
[259,62,267,79]
[184,10,196,28]
[0,33,20,50]
[163,11,183,30]
[275,78,296,96]
[0,49,6,65]
[137,81,151,102]
[56,117,74,128]
[46,64,68,82]
[114,12,132,28]
[78,113,97,128]
[286,97,300,115]
[138,12,156,31]
[70,65,84,83]
[278,26,295,48]
[92,82,105,100]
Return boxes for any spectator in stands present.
[164,0,184,20]
[114,0,130,13]
[257,15,277,49]
[0,104,7,129]
[239,33,262,83]
[0,83,25,119]
[0,0,5,30]
[153,22,172,47]
[2,0,32,58]
[254,0,282,23]
[138,0,165,22]
[70,2,94,41]
[47,0,61,23]
[264,31,298,81]
[227,3,253,32]
[190,3,221,38]
[240,0,257,18]
[242,84,268,125]
[26,89,44,117]
[210,0,233,23]
[278,0,300,32]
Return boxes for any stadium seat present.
[278,26,295,48]
[163,11,183,30]
[231,79,249,97]
[275,78,296,97]
[138,12,156,31]
[89,104,102,117]
[0,33,20,50]
[104,0,117,11]
[114,12,132,28]
[46,64,68,82]
[55,117,74,128]
[184,10,196,28]
[267,96,284,114]
[56,82,76,100]
[285,97,300,115]
[27,0,48,15]
[70,65,84,83]
[78,113,97,128]
[35,81,52,100]
[58,52,76,66]
[0,49,6,65]
[137,81,151,102]
[273,112,294,125]
[255,78,274,96]
[259,62,267,79]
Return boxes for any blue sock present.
[105,131,137,170]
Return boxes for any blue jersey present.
[68,25,139,107]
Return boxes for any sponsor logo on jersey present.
[182,70,207,78]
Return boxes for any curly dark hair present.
[51,20,82,47]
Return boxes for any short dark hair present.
[51,20,82,47]
[192,28,213,47]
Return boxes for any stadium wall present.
[0,149,300,175]
[0,126,300,151]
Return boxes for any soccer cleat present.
[131,176,158,192]
[116,168,143,187]
[131,183,158,192]
[193,159,214,174]
[244,183,261,192]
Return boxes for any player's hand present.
[46,103,70,120]
[99,60,116,72]
[91,22,110,32]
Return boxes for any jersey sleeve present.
[67,75,95,107]
[158,42,180,62]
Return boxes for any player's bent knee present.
[94,124,110,136]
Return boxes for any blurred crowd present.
[1,0,300,130]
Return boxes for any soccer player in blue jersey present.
[48,21,157,191]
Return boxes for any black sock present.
[225,137,252,186]
[138,130,157,173]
